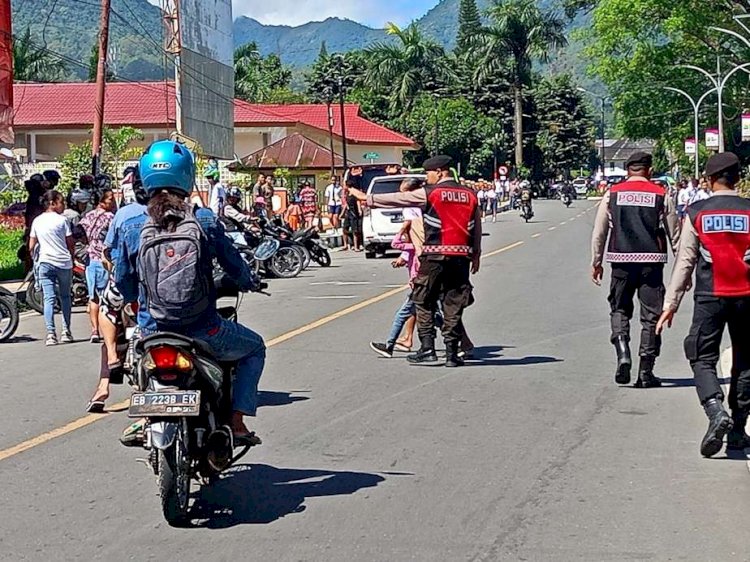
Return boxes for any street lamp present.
[578,87,610,180]
[678,60,750,152]
[663,86,716,179]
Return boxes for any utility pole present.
[163,0,182,136]
[91,0,111,175]
[337,75,348,169]
[324,86,336,178]
[600,98,606,179]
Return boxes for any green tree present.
[12,27,66,82]
[473,0,568,168]
[305,51,367,103]
[318,41,329,60]
[234,42,294,103]
[531,74,596,178]
[364,23,454,111]
[102,127,144,175]
[456,0,482,55]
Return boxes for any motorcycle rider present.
[223,187,253,226]
[657,152,750,457]
[519,181,534,217]
[114,140,266,444]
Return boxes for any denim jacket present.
[114,206,254,332]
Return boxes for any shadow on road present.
[657,377,730,388]
[190,464,385,528]
[0,335,38,344]
[257,390,310,408]
[467,345,562,368]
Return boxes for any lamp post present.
[493,133,499,180]
[663,86,717,179]
[323,86,336,179]
[678,60,750,153]
[578,88,610,180]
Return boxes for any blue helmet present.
[140,140,195,195]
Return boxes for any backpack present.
[137,212,212,326]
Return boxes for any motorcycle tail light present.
[143,346,193,373]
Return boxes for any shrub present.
[0,227,23,281]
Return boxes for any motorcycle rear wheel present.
[313,248,332,267]
[158,423,191,527]
[25,278,58,315]
[268,247,305,278]
[0,296,19,342]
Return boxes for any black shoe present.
[727,411,750,451]
[701,398,733,458]
[613,336,632,385]
[407,348,438,364]
[445,343,465,368]
[634,356,661,388]
[370,341,394,358]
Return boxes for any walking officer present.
[591,151,680,387]
[657,152,750,457]
[348,155,481,367]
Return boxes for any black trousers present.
[608,264,665,358]
[412,256,472,349]
[685,296,750,410]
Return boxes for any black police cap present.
[423,155,454,171]
[705,152,740,177]
[625,151,653,168]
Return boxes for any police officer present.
[591,151,680,387]
[657,152,750,457]
[348,155,481,367]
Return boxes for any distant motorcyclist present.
[114,140,266,444]
[223,187,252,226]
[519,181,534,218]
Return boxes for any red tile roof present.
[228,132,352,171]
[12,82,415,147]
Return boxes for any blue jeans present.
[387,297,416,347]
[85,260,109,300]
[183,316,266,416]
[38,263,72,334]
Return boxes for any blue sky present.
[230,0,439,27]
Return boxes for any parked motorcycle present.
[127,276,268,526]
[291,226,331,268]
[224,220,304,279]
[0,287,19,342]
[23,259,88,314]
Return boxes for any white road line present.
[548,227,557,231]
[310,281,372,286]
[306,295,358,300]
[570,217,576,221]
[531,233,542,238]
[560,221,568,225]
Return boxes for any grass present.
[0,228,23,282]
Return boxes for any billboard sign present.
[705,128,720,150]
[743,114,750,142]
[175,0,234,159]
[684,138,696,155]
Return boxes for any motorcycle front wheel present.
[158,421,191,527]
[0,296,19,342]
[312,247,332,267]
[268,247,305,278]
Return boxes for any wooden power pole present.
[91,0,111,175]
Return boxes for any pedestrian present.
[486,182,498,223]
[205,170,225,216]
[591,151,681,388]
[342,178,363,252]
[656,152,750,457]
[284,197,303,231]
[252,173,266,199]
[299,181,317,229]
[324,176,343,231]
[349,155,481,367]
[263,175,275,209]
[79,188,116,343]
[677,180,691,221]
[28,190,75,346]
[476,181,486,222]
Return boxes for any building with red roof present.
[11,81,416,166]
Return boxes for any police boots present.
[613,335,632,385]
[726,410,750,451]
[445,342,465,368]
[634,356,662,388]
[700,398,733,458]
[407,339,439,365]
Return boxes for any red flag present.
[0,0,13,144]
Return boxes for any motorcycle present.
[127,271,270,527]
[224,219,304,279]
[23,258,88,314]
[290,225,331,268]
[0,287,19,342]
[561,192,572,207]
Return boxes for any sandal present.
[86,399,106,414]
[233,431,263,447]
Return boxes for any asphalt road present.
[1,200,748,562]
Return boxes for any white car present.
[572,178,589,197]
[362,173,425,259]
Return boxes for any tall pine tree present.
[456,0,482,55]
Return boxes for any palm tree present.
[234,42,269,102]
[13,28,67,82]
[474,0,567,167]
[364,23,453,111]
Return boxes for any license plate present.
[128,391,201,417]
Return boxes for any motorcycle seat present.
[137,332,218,361]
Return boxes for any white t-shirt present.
[324,184,342,206]
[477,190,485,200]
[677,188,691,206]
[486,189,497,200]
[209,182,226,215]
[30,212,72,269]
[689,189,710,205]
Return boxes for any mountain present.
[10,0,593,85]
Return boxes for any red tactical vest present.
[422,181,478,256]
[607,180,669,263]
[688,195,750,298]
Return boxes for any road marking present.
[569,217,576,221]
[306,296,358,300]
[548,227,557,231]
[531,233,542,238]
[560,221,568,225]
[310,281,371,286]
[0,239,527,462]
